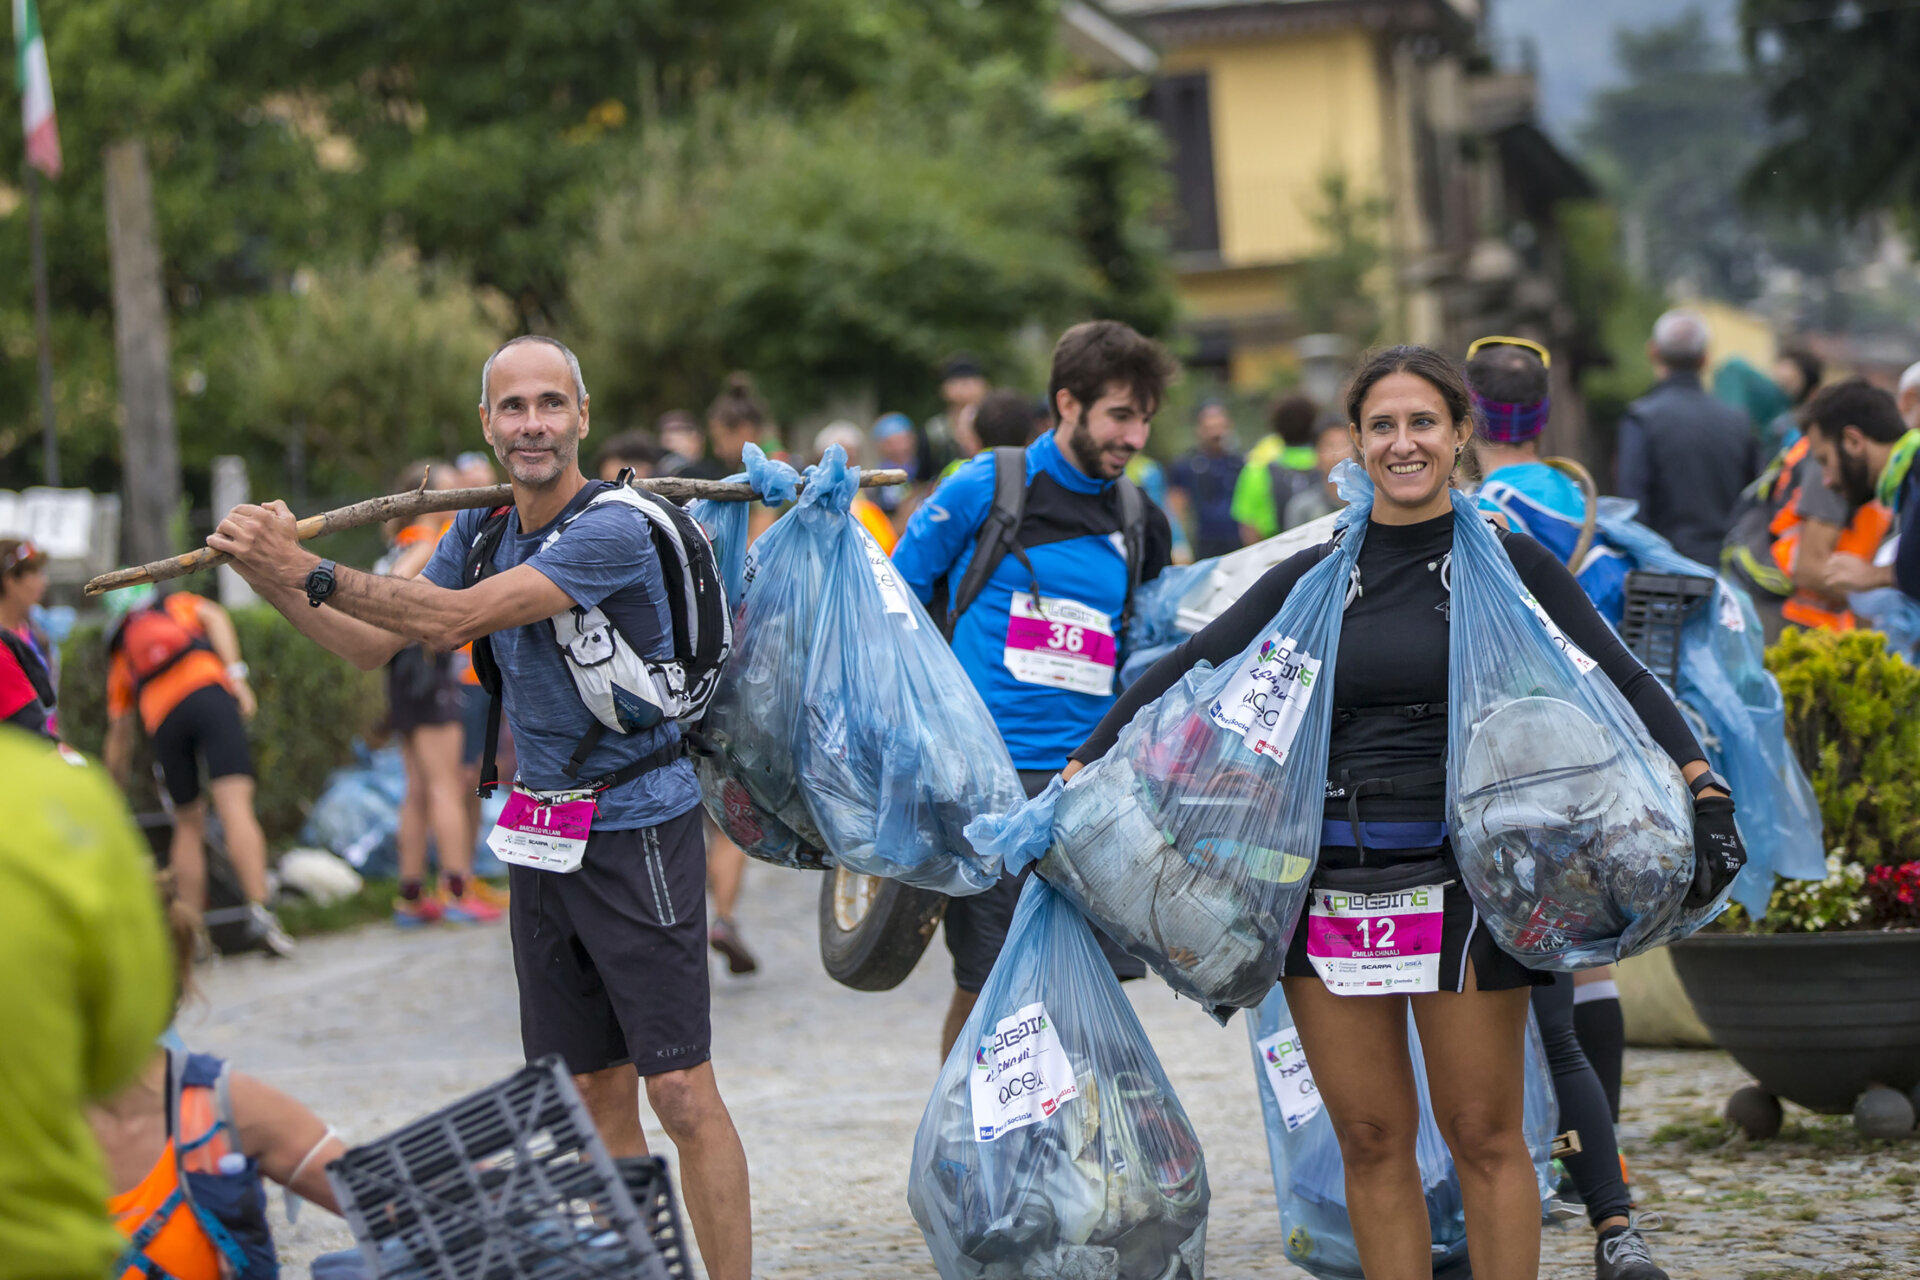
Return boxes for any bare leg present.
[207,776,270,904]
[646,1062,752,1280]
[705,815,745,919]
[575,1063,648,1158]
[1411,966,1540,1280]
[170,799,209,916]
[412,722,472,879]
[396,733,431,886]
[942,988,979,1061]
[1283,976,1431,1279]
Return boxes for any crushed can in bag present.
[909,878,1209,1280]
[1447,488,1723,968]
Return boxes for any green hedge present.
[1766,627,1920,867]
[59,598,385,844]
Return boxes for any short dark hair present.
[593,430,661,474]
[975,389,1038,450]
[1778,344,1823,406]
[1803,378,1906,445]
[1344,345,1473,430]
[707,372,770,432]
[1048,321,1178,424]
[1267,394,1319,447]
[1465,343,1548,406]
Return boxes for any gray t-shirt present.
[423,485,700,830]
[1789,449,1851,527]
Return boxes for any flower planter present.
[1669,930,1920,1116]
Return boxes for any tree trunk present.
[103,139,182,564]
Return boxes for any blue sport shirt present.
[422,483,700,830]
[1477,461,1631,626]
[892,431,1171,771]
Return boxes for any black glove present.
[1686,794,1746,908]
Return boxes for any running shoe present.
[709,915,759,974]
[1595,1225,1668,1280]
[243,902,298,958]
[442,882,505,924]
[393,893,445,929]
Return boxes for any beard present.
[1063,412,1132,480]
[499,426,580,486]
[1837,447,1877,509]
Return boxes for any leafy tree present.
[1740,0,1920,220]
[1290,172,1389,347]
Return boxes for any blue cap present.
[872,413,913,440]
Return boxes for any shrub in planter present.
[1765,628,1920,870]
[60,599,384,844]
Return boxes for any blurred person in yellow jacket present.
[0,726,173,1280]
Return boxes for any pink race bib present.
[1003,594,1118,697]
[1305,883,1446,995]
[485,786,596,873]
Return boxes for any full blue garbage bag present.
[692,447,830,869]
[300,743,406,875]
[1117,560,1215,689]
[1850,586,1920,664]
[1594,505,1826,912]
[698,446,1020,892]
[908,878,1209,1280]
[1449,489,1719,968]
[1245,983,1557,1279]
[968,464,1375,1018]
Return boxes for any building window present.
[1141,72,1221,256]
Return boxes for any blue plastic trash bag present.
[1245,983,1556,1278]
[1118,559,1216,690]
[300,743,406,875]
[697,446,1020,892]
[693,447,832,870]
[1594,506,1825,912]
[686,444,799,604]
[1851,586,1920,664]
[1449,490,1717,968]
[969,463,1375,1018]
[909,878,1210,1280]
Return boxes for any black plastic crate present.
[613,1159,691,1279]
[1619,570,1714,686]
[328,1056,673,1280]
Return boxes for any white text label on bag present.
[969,1000,1080,1142]
[1519,591,1599,676]
[857,528,917,625]
[1257,1024,1323,1131]
[1716,582,1746,634]
[1207,632,1323,763]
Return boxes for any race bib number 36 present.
[1004,595,1117,697]
[968,1000,1080,1143]
[1256,1024,1323,1131]
[1207,632,1322,763]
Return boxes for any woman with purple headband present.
[1468,337,1631,626]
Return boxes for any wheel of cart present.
[816,865,947,991]
[327,1055,691,1278]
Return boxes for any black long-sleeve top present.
[1072,511,1704,827]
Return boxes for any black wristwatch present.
[1688,768,1730,799]
[305,559,338,609]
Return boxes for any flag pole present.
[26,163,57,486]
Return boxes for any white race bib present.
[1207,632,1323,763]
[1256,1024,1323,1131]
[858,529,916,625]
[968,1001,1080,1142]
[1306,883,1446,996]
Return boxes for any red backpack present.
[108,601,213,692]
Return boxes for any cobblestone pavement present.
[185,864,1919,1279]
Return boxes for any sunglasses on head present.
[1466,335,1552,369]
[1,540,40,574]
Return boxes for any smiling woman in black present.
[1061,347,1744,1280]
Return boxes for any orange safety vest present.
[1765,439,1894,630]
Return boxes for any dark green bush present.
[59,596,385,844]
[1765,627,1920,867]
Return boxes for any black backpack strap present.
[465,508,513,798]
[1113,474,1147,641]
[943,446,1030,640]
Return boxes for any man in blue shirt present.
[208,336,751,1280]
[1168,399,1245,560]
[894,320,1175,1054]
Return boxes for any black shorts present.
[152,684,254,807]
[386,647,463,735]
[944,769,1148,993]
[510,806,711,1077]
[1280,842,1549,993]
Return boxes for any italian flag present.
[14,0,59,178]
